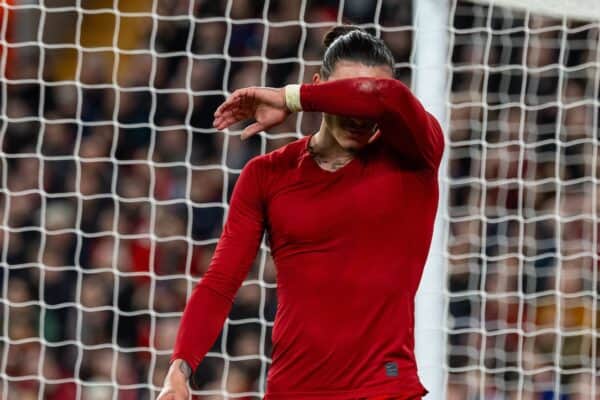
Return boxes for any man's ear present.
[312,73,321,84]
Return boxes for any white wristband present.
[284,84,302,112]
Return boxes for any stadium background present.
[0,0,599,399]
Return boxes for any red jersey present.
[173,78,444,399]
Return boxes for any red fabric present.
[0,0,14,78]
[173,77,444,399]
[364,397,422,400]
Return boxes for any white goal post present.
[466,0,600,21]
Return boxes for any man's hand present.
[156,359,191,400]
[213,87,290,140]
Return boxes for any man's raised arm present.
[289,77,444,169]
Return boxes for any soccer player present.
[158,26,444,400]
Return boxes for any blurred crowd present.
[0,0,598,399]
[447,4,600,400]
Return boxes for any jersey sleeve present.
[172,158,266,370]
[299,78,444,170]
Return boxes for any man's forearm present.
[172,158,265,370]
[171,283,234,370]
[284,78,388,118]
[285,78,444,169]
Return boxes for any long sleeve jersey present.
[172,77,444,399]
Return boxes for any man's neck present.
[308,122,355,172]
[312,122,355,157]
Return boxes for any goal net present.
[446,1,599,399]
[0,0,597,399]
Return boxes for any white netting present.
[446,1,599,398]
[0,0,598,399]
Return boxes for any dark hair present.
[321,25,395,79]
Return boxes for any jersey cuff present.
[284,84,302,112]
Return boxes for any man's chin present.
[340,140,368,153]
[339,133,372,151]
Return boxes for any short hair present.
[320,25,395,79]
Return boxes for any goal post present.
[465,0,600,21]
[413,0,448,399]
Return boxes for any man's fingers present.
[213,90,258,130]
[214,89,250,117]
[214,96,239,117]
[161,394,186,400]
[157,389,189,400]
[214,92,242,117]
[214,110,248,130]
[241,122,264,139]
[213,105,244,130]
